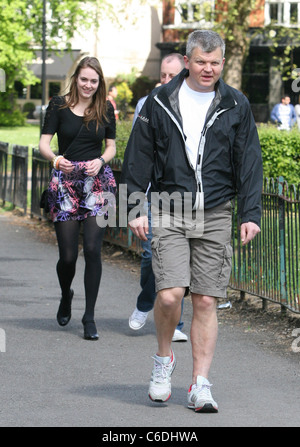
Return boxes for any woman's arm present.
[39,134,74,173]
[85,138,116,177]
[39,134,56,162]
[101,138,116,163]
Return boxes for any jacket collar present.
[156,68,237,113]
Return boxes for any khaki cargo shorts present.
[151,201,233,298]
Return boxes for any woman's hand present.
[85,158,103,177]
[58,157,75,174]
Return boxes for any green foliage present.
[258,125,300,185]
[115,81,133,120]
[115,120,132,159]
[0,93,26,126]
[0,109,26,127]
[0,0,142,126]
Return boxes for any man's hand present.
[240,222,261,246]
[129,216,149,241]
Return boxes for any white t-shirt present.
[278,104,291,130]
[179,79,215,169]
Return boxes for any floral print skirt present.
[47,161,117,222]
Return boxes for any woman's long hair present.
[63,56,108,128]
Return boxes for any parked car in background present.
[33,105,47,120]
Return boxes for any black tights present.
[54,217,106,321]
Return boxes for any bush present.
[115,120,132,160]
[0,91,26,126]
[115,81,133,120]
[257,124,300,185]
[0,108,26,126]
[23,102,35,118]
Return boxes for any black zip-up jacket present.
[121,69,263,226]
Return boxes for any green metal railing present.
[230,176,300,313]
[0,141,28,214]
[0,144,299,313]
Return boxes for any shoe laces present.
[191,381,213,400]
[151,356,173,383]
[132,308,148,322]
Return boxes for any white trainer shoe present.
[172,328,188,342]
[187,376,219,413]
[129,307,149,330]
[148,351,176,402]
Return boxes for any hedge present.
[258,125,300,185]
[116,121,300,186]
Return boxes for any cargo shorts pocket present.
[217,244,233,288]
[151,235,164,282]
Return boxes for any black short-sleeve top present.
[42,96,116,161]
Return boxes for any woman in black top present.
[39,57,117,340]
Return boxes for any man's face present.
[282,96,290,105]
[184,47,225,93]
[111,87,118,98]
[160,59,183,85]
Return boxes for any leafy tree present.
[213,0,300,91]
[0,0,145,125]
[214,0,258,90]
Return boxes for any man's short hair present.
[162,53,185,69]
[186,30,226,59]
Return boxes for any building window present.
[30,83,42,100]
[242,51,269,105]
[49,82,61,99]
[165,0,215,29]
[265,1,300,27]
[14,81,27,99]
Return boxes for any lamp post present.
[40,0,46,134]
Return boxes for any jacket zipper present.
[194,108,230,210]
[154,95,231,210]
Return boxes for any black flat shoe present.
[82,318,99,340]
[57,289,74,327]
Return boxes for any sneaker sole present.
[172,337,188,342]
[128,320,146,330]
[188,403,218,413]
[148,392,172,403]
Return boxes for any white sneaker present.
[172,328,188,342]
[129,307,148,330]
[148,351,176,402]
[187,376,218,413]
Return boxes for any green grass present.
[0,124,41,148]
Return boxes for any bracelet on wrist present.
[51,155,64,170]
[55,156,64,170]
[51,156,56,168]
[99,156,105,165]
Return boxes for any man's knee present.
[192,294,217,312]
[157,287,184,310]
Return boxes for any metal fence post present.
[278,176,288,312]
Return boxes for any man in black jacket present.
[121,30,263,413]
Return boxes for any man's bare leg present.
[154,287,185,357]
[190,293,218,383]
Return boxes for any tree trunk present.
[223,45,248,91]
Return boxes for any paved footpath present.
[0,212,299,429]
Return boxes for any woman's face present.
[76,67,99,101]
